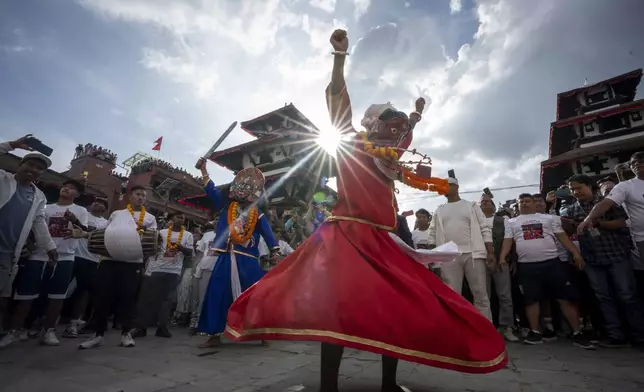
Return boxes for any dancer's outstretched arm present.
[197,158,225,211]
[326,29,355,135]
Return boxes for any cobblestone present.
[0,330,642,392]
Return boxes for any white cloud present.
[449,0,462,14]
[0,45,33,53]
[310,0,337,13]
[16,0,639,219]
[141,47,219,99]
[350,0,371,20]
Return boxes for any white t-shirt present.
[437,200,472,253]
[75,213,109,263]
[412,228,430,247]
[147,228,194,275]
[606,178,644,242]
[195,231,219,273]
[103,208,158,263]
[553,216,579,262]
[504,213,563,263]
[30,203,89,262]
[258,237,294,257]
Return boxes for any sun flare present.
[316,128,342,155]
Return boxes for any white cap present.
[21,153,52,168]
[447,177,459,185]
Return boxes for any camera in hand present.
[25,137,53,157]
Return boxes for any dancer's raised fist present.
[330,29,348,52]
[415,97,426,113]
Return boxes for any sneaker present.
[63,324,78,338]
[188,317,198,330]
[0,330,19,348]
[572,331,595,350]
[27,326,41,338]
[16,329,28,341]
[79,334,104,349]
[524,330,543,345]
[120,332,135,347]
[599,338,629,348]
[582,329,600,344]
[501,327,520,343]
[155,326,172,338]
[130,328,147,338]
[542,328,558,342]
[40,328,60,346]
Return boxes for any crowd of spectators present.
[409,158,644,351]
[131,158,202,183]
[74,144,117,164]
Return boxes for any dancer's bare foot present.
[198,335,221,348]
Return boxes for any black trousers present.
[92,260,143,336]
[134,272,181,329]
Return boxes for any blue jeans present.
[585,259,644,342]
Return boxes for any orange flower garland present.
[401,168,450,195]
[358,132,450,195]
[227,201,259,244]
[166,224,185,250]
[127,204,146,234]
[359,132,399,161]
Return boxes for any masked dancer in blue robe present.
[195,158,280,347]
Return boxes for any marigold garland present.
[127,204,146,234]
[227,201,259,244]
[401,168,450,195]
[166,224,185,250]
[359,132,399,161]
[358,132,450,195]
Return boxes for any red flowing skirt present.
[226,221,508,374]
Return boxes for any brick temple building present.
[0,143,210,226]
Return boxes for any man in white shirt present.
[579,152,644,299]
[0,136,57,344]
[428,178,495,320]
[6,180,88,347]
[79,185,157,349]
[411,208,431,248]
[499,193,593,349]
[192,221,217,330]
[132,212,193,339]
[63,197,109,338]
[480,194,518,342]
[412,209,439,277]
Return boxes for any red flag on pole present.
[152,137,163,151]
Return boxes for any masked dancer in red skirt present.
[225,29,508,392]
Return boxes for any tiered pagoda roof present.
[540,68,644,191]
[180,103,337,211]
[556,68,642,120]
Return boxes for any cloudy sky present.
[1,0,643,219]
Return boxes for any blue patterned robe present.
[197,180,278,335]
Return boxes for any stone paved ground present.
[0,330,643,392]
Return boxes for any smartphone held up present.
[25,136,53,157]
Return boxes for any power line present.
[397,183,540,204]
